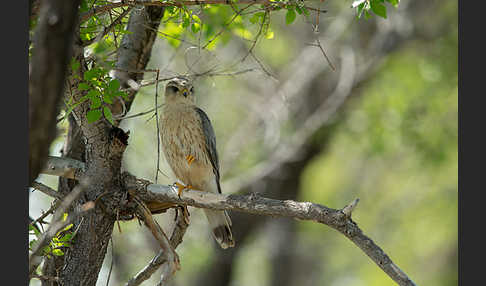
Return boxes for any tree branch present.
[80,0,326,22]
[123,173,417,286]
[41,156,86,179]
[39,157,417,286]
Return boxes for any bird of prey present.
[159,77,235,249]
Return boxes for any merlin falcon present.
[159,77,235,249]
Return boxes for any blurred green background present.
[30,0,457,285]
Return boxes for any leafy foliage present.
[29,214,75,259]
[64,60,128,125]
[353,0,399,19]
[51,0,400,125]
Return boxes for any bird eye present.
[183,91,188,97]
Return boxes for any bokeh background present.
[30,0,457,285]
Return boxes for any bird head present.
[164,77,195,104]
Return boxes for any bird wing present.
[194,107,222,193]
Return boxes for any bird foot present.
[174,182,193,197]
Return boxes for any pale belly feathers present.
[160,104,214,191]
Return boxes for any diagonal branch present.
[125,207,189,286]
[131,196,181,284]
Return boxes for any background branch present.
[29,0,81,185]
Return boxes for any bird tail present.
[204,209,235,249]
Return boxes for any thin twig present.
[29,180,92,279]
[80,0,327,22]
[155,69,161,183]
[312,38,336,71]
[241,10,268,62]
[31,181,63,199]
[202,3,255,49]
[29,200,61,228]
[83,7,131,46]
[105,237,115,286]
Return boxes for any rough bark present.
[113,5,165,118]
[52,5,165,286]
[29,0,81,185]
[42,115,85,286]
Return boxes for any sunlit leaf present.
[370,0,387,18]
[286,8,296,25]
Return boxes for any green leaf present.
[108,79,120,92]
[29,224,41,236]
[62,223,73,232]
[182,11,190,28]
[285,8,296,25]
[103,106,115,125]
[103,95,113,104]
[191,22,201,33]
[249,12,265,24]
[90,96,102,108]
[52,249,64,256]
[295,6,302,15]
[249,14,259,24]
[59,233,73,242]
[78,82,90,91]
[364,9,371,19]
[87,109,102,123]
[29,239,38,251]
[86,88,101,99]
[386,0,399,7]
[70,58,80,72]
[42,245,52,255]
[370,0,387,18]
[115,90,129,100]
[302,7,310,16]
[84,69,97,81]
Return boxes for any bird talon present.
[174,182,192,197]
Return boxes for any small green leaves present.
[249,12,265,24]
[386,0,400,7]
[370,0,387,19]
[69,66,127,125]
[52,249,65,256]
[355,0,396,19]
[78,82,90,91]
[286,8,296,25]
[108,79,120,92]
[70,58,80,72]
[103,106,115,125]
[87,109,102,123]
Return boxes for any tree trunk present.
[29,0,81,185]
[53,5,165,286]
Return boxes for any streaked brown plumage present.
[159,77,234,249]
